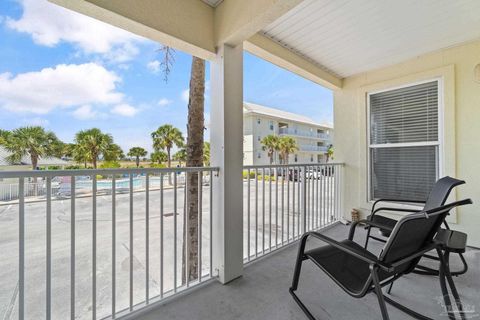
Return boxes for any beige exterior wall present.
[243,113,332,166]
[334,40,480,246]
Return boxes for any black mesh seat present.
[305,240,392,295]
[289,199,472,320]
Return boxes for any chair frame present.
[290,199,472,320]
[365,177,468,277]
[365,198,469,277]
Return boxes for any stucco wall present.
[244,113,332,165]
[334,40,480,246]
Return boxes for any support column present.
[211,43,244,284]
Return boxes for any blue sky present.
[0,0,332,153]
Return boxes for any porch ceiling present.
[262,0,480,78]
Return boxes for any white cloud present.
[22,117,50,126]
[73,105,97,120]
[6,0,143,62]
[158,98,172,106]
[0,63,123,114]
[111,104,138,117]
[181,89,189,103]
[147,60,161,74]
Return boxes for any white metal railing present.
[278,128,330,140]
[243,163,344,262]
[298,145,328,152]
[0,173,207,202]
[0,167,218,320]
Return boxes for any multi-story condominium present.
[243,102,333,165]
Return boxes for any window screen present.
[369,81,439,201]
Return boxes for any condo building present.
[243,102,333,165]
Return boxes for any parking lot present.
[0,177,337,319]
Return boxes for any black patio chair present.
[365,176,468,277]
[289,198,472,320]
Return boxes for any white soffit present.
[201,0,223,7]
[262,0,480,78]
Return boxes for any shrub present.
[65,165,82,170]
[150,163,167,168]
[99,161,121,169]
[242,170,256,179]
[242,170,276,181]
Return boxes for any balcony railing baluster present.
[243,163,344,263]
[145,174,150,303]
[71,176,76,320]
[92,174,97,319]
[111,175,116,317]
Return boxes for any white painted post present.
[211,43,244,284]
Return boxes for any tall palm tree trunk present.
[182,57,205,283]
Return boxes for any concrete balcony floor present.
[137,224,480,320]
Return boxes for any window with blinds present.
[368,80,440,201]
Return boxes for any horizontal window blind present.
[369,80,440,201]
[370,81,438,145]
[371,146,437,201]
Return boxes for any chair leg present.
[438,250,466,320]
[364,226,372,249]
[289,237,319,320]
[289,288,318,320]
[451,253,468,277]
[371,266,390,320]
[291,235,308,291]
[386,281,394,294]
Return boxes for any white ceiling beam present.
[245,34,343,89]
[214,0,304,47]
[49,0,217,60]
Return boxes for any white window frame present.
[366,77,445,203]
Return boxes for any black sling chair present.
[289,198,472,320]
[365,176,468,277]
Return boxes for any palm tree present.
[278,136,298,164]
[157,47,205,282]
[183,56,205,282]
[128,147,148,168]
[72,143,91,168]
[151,124,184,169]
[0,129,11,147]
[2,126,61,170]
[173,149,187,166]
[326,144,334,163]
[74,128,114,169]
[151,150,167,165]
[104,143,124,162]
[261,135,280,164]
[203,142,210,166]
[2,126,62,195]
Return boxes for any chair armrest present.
[348,219,391,240]
[302,231,392,272]
[371,198,425,216]
[372,207,419,216]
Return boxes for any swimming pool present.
[75,177,145,190]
